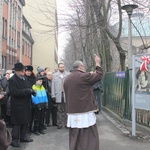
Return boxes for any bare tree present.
[25,0,150,72]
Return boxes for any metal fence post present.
[123,68,130,119]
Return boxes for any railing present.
[103,71,129,118]
[103,70,150,127]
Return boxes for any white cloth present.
[67,111,96,128]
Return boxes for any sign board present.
[115,71,125,78]
[132,54,150,136]
[135,94,150,110]
[133,55,150,110]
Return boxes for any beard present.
[59,70,64,73]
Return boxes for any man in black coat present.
[8,62,35,147]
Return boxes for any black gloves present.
[52,97,56,106]
[31,90,36,97]
[52,97,56,102]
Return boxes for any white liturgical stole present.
[67,111,96,128]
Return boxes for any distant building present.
[22,15,34,65]
[115,13,150,54]
[111,13,150,70]
[0,0,33,71]
[23,0,58,72]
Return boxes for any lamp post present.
[121,4,138,69]
[121,4,138,137]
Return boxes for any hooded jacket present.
[32,84,48,109]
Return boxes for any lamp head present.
[121,4,138,16]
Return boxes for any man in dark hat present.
[8,62,35,147]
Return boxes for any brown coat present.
[64,66,103,113]
[0,120,12,150]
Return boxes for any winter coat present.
[25,75,36,88]
[31,84,48,109]
[0,77,8,92]
[0,120,11,150]
[8,74,33,124]
[93,81,103,91]
[43,78,53,109]
[0,77,9,105]
[51,71,70,103]
[64,66,103,114]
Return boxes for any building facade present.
[22,15,34,65]
[23,0,58,72]
[111,13,150,71]
[0,0,33,71]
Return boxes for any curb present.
[101,108,150,141]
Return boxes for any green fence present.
[103,70,150,127]
[103,70,130,119]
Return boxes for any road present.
[8,111,150,150]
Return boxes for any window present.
[5,20,7,38]
[22,21,25,30]
[17,32,20,47]
[29,45,32,58]
[18,6,21,19]
[2,18,5,37]
[2,18,7,39]
[9,37,11,46]
[22,39,24,54]
[10,1,12,26]
[4,0,8,4]
[27,43,29,57]
[2,56,6,69]
[9,50,11,63]
[24,41,26,55]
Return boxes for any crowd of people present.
[0,62,71,148]
[0,54,103,150]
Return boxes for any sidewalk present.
[8,111,150,150]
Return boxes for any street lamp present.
[121,4,138,69]
[121,4,138,137]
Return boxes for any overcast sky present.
[56,0,70,60]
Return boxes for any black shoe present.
[20,138,33,142]
[95,111,99,114]
[11,141,21,147]
[40,130,46,134]
[57,125,62,129]
[43,125,47,129]
[52,124,57,126]
[34,131,40,135]
[46,124,51,127]
[65,126,69,129]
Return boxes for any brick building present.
[22,15,34,65]
[1,0,33,71]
